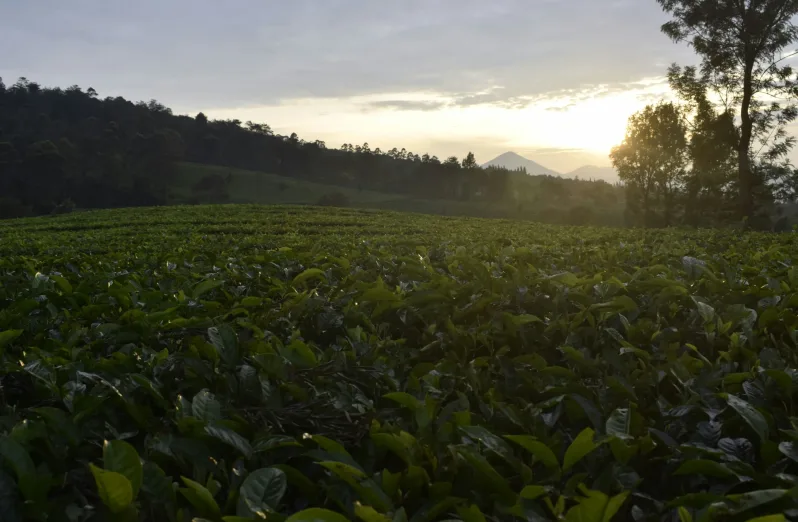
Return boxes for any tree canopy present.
[657,0,798,220]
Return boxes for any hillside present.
[173,163,626,226]
[0,78,629,228]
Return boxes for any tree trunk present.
[738,61,755,221]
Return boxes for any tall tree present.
[657,0,798,220]
[462,151,478,169]
[610,102,688,227]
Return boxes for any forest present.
[611,0,798,230]
[0,77,620,224]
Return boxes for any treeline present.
[613,1,798,230]
[0,76,620,222]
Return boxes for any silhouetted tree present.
[462,151,478,169]
[611,102,688,227]
[658,0,798,220]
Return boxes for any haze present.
[0,0,704,174]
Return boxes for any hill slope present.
[482,152,560,176]
[172,163,625,226]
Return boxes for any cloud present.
[546,104,577,112]
[366,99,448,111]
[0,0,693,113]
[528,147,591,155]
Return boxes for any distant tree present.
[87,87,98,98]
[658,0,798,221]
[246,121,273,135]
[610,102,688,227]
[443,156,460,167]
[462,151,478,169]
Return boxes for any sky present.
[0,0,701,173]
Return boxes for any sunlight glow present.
[202,78,671,172]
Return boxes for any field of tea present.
[2,205,798,521]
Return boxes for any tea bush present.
[1,205,798,521]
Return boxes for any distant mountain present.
[565,165,618,183]
[482,152,560,176]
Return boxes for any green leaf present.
[141,461,175,505]
[0,471,21,522]
[361,287,400,303]
[240,296,263,307]
[237,467,287,517]
[205,425,253,458]
[505,435,560,471]
[285,508,349,522]
[208,325,239,367]
[355,503,392,522]
[457,505,487,522]
[460,425,517,465]
[0,436,39,502]
[563,428,598,471]
[692,298,715,323]
[51,274,72,294]
[292,268,326,286]
[605,408,631,440]
[103,440,143,498]
[724,394,769,442]
[673,460,735,478]
[456,447,511,493]
[383,392,421,410]
[408,496,462,522]
[520,485,549,499]
[192,389,222,423]
[180,476,221,517]
[564,488,629,522]
[779,441,798,463]
[726,489,787,515]
[90,463,134,514]
[743,516,786,522]
[285,338,318,367]
[273,464,317,497]
[193,278,224,299]
[0,330,23,349]
[318,461,366,480]
[311,434,352,458]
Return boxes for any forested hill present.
[0,77,622,221]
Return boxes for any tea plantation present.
[2,205,798,522]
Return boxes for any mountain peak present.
[482,152,560,176]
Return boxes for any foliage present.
[0,77,622,223]
[1,205,798,520]
[657,0,798,220]
[611,102,688,227]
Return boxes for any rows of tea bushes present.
[1,205,798,521]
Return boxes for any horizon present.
[7,0,792,174]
